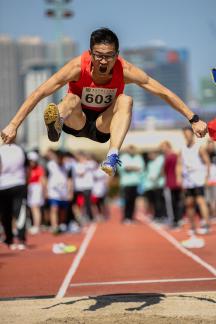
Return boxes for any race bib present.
[81,87,117,109]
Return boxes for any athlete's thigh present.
[95,99,117,133]
[58,93,86,130]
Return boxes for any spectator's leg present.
[50,204,59,232]
[0,189,14,244]
[123,186,137,221]
[185,195,196,232]
[154,188,167,221]
[196,195,210,226]
[13,185,27,243]
[83,190,94,221]
[172,188,183,225]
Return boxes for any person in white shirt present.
[0,144,27,249]
[45,150,73,234]
[177,127,211,234]
[71,151,95,223]
[92,164,110,220]
[118,145,145,223]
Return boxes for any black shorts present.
[62,108,110,143]
[184,186,205,197]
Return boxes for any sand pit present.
[1,291,216,324]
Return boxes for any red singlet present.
[68,51,125,112]
[28,165,44,184]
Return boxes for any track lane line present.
[70,277,216,287]
[145,218,216,276]
[56,223,97,298]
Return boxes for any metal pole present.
[45,0,74,149]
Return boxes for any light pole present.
[45,0,74,70]
[44,0,74,149]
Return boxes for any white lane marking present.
[56,223,97,298]
[146,220,216,276]
[70,277,216,287]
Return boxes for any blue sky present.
[0,0,216,96]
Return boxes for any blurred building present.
[200,77,216,105]
[123,43,189,106]
[0,36,21,129]
[122,43,190,129]
[0,35,78,147]
[24,64,55,148]
[196,76,216,122]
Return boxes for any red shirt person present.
[161,141,183,228]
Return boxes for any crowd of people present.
[120,130,216,237]
[0,128,216,250]
[0,145,110,249]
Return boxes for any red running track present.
[0,204,216,299]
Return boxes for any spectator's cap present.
[27,151,39,162]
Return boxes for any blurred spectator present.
[92,162,110,220]
[45,150,73,234]
[71,151,95,223]
[27,151,45,235]
[144,150,167,222]
[160,141,183,228]
[118,145,145,223]
[205,139,216,218]
[0,143,27,250]
[177,127,211,234]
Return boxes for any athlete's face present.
[90,43,118,76]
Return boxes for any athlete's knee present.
[64,94,81,112]
[117,94,133,107]
[114,94,133,114]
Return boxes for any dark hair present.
[90,27,119,52]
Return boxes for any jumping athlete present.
[1,28,208,176]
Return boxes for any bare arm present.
[123,60,208,138]
[199,146,211,182]
[1,56,81,143]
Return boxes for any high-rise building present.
[200,77,216,105]
[0,35,78,146]
[0,36,20,130]
[24,64,55,149]
[123,44,189,106]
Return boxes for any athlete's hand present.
[1,123,17,144]
[191,120,208,138]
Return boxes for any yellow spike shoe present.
[44,103,62,142]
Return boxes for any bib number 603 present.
[85,94,112,105]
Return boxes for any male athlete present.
[1,28,208,176]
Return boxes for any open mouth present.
[99,65,108,73]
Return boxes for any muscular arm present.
[1,56,81,143]
[123,59,207,137]
[12,56,81,127]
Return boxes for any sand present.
[1,291,216,324]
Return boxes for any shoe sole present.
[44,103,61,142]
[100,165,114,176]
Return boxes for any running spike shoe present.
[101,154,122,176]
[44,103,62,142]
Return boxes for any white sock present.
[107,148,119,156]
